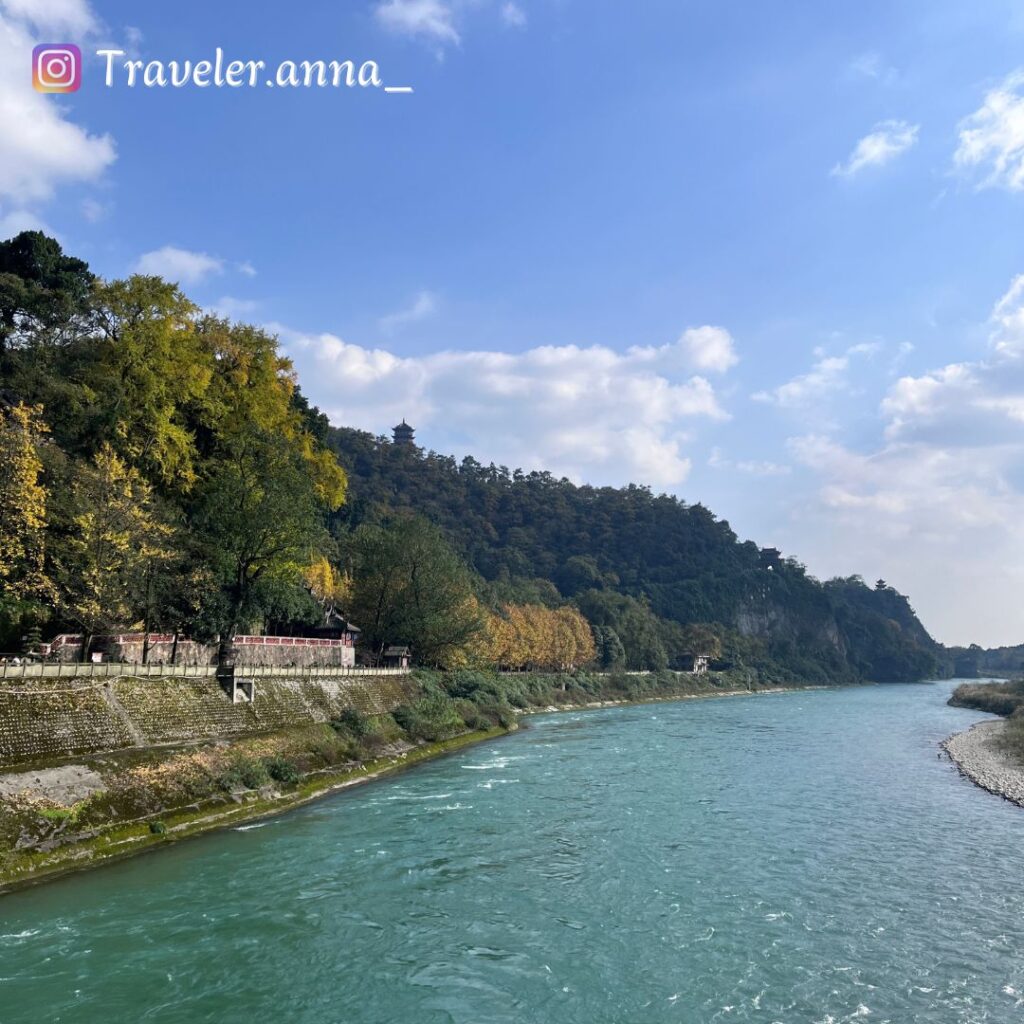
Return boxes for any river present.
[1,680,1023,1023]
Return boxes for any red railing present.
[233,635,354,648]
[39,632,354,654]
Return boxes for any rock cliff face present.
[734,602,844,651]
[732,575,946,683]
[0,674,416,768]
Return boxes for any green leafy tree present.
[594,626,626,669]
[348,515,483,667]
[0,231,94,361]
[191,429,334,644]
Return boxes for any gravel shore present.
[943,720,1024,807]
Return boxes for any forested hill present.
[325,427,948,683]
[0,228,947,684]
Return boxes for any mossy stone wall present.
[0,674,418,768]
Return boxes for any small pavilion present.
[393,420,416,446]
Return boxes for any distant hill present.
[325,427,948,684]
[945,643,1024,679]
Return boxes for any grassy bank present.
[0,669,799,892]
[0,726,509,893]
[948,680,1024,764]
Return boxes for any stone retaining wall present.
[0,673,418,768]
[45,636,356,669]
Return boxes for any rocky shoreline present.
[518,685,811,715]
[943,719,1024,807]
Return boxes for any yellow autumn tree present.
[0,402,50,601]
[54,444,174,651]
[556,606,597,669]
[91,277,211,490]
[304,555,352,609]
[521,605,556,669]
[504,604,536,669]
[476,603,596,671]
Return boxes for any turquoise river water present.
[2,680,1024,1023]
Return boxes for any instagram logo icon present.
[33,44,82,93]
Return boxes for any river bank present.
[942,719,1024,807]
[0,679,811,894]
[518,684,815,714]
[0,726,511,894]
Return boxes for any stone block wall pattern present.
[0,673,418,768]
[40,634,357,668]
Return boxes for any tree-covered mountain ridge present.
[0,229,948,683]
[326,426,948,683]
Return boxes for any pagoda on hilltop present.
[393,419,416,446]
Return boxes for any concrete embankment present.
[0,676,807,892]
[0,726,511,894]
[943,720,1024,807]
[0,672,416,768]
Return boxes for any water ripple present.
[1,682,1023,1023]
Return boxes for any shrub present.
[393,693,465,742]
[1000,717,1024,765]
[149,820,167,835]
[332,707,371,738]
[217,756,271,792]
[262,755,301,786]
[454,698,484,730]
[950,681,1024,718]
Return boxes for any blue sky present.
[5,0,1024,645]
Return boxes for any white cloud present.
[0,0,116,205]
[629,324,739,375]
[783,277,1024,645]
[273,324,736,487]
[955,70,1024,191]
[753,343,878,408]
[375,0,460,46]
[786,431,1024,646]
[849,52,897,85]
[210,296,260,320]
[374,0,527,49]
[2,0,98,35]
[80,197,108,223]
[708,448,790,477]
[133,246,225,285]
[123,25,143,55]
[236,261,258,278]
[501,2,526,28]
[0,207,56,238]
[990,273,1024,356]
[379,289,439,333]
[879,276,1024,445]
[831,120,919,178]
[676,325,739,373]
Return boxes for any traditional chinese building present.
[393,420,416,446]
[383,645,411,669]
